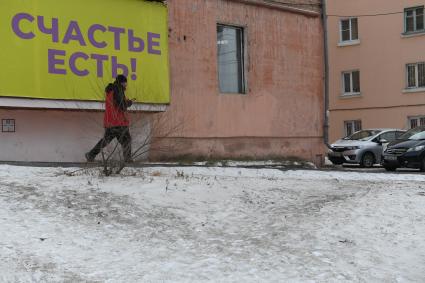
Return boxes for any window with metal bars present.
[1,119,15,133]
[409,116,425,129]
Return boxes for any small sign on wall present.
[2,119,15,132]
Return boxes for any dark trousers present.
[88,126,132,161]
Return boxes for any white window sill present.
[337,40,360,47]
[401,30,425,38]
[0,97,168,111]
[403,87,425,94]
[340,93,361,98]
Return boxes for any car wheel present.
[331,160,344,165]
[384,165,397,172]
[360,152,375,168]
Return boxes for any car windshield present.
[399,127,425,140]
[344,130,381,141]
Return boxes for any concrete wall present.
[0,109,151,162]
[327,0,425,142]
[152,0,325,162]
[0,109,102,162]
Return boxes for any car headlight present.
[346,146,361,150]
[407,145,425,152]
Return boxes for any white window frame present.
[339,18,359,43]
[408,115,425,129]
[406,62,425,89]
[404,6,425,33]
[341,70,361,96]
[344,120,362,137]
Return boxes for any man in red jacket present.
[85,75,135,162]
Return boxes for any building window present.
[2,119,15,132]
[342,70,360,95]
[405,6,424,33]
[406,62,425,88]
[409,116,425,129]
[217,24,245,94]
[344,120,362,136]
[340,18,358,42]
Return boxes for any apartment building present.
[326,0,425,142]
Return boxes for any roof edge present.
[226,0,321,17]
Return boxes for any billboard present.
[0,0,169,104]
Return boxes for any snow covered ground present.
[0,164,424,282]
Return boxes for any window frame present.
[339,17,359,43]
[341,70,361,96]
[408,115,425,129]
[344,120,362,137]
[404,6,425,34]
[406,62,425,89]
[216,23,247,95]
[1,119,15,133]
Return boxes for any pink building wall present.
[152,0,325,162]
[327,0,425,142]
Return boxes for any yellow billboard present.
[0,0,169,104]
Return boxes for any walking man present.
[85,75,135,162]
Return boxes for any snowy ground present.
[0,165,424,282]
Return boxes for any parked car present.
[328,129,406,168]
[382,126,425,171]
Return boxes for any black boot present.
[85,152,95,162]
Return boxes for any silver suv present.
[328,129,405,167]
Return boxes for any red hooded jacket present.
[103,85,132,128]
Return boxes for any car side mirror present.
[379,139,388,144]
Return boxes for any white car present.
[328,129,406,168]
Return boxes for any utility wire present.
[327,11,405,17]
[238,0,410,18]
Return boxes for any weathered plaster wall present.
[153,0,325,162]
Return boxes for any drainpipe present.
[322,0,331,149]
